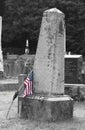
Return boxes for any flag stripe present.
[23,71,33,97]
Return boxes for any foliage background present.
[1,0,85,55]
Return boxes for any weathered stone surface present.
[18,74,26,95]
[34,8,65,94]
[65,84,85,101]
[65,54,83,84]
[4,55,34,77]
[18,95,73,121]
[7,54,18,60]
[0,16,3,73]
[0,78,18,91]
[18,8,73,121]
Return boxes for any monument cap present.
[44,8,64,14]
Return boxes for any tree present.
[2,0,44,53]
[2,0,85,55]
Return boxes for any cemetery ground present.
[0,91,85,129]
[1,54,85,130]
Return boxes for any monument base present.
[18,94,73,121]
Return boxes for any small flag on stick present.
[23,71,33,97]
[6,70,33,119]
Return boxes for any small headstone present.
[7,54,18,60]
[65,54,82,84]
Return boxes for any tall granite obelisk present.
[34,8,65,95]
[18,8,73,121]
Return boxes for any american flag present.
[23,71,33,97]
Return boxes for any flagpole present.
[6,100,14,119]
[6,70,33,119]
[6,45,33,118]
[6,82,24,119]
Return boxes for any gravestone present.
[34,8,65,94]
[25,40,29,54]
[18,8,73,121]
[7,54,18,60]
[82,62,85,84]
[0,16,3,79]
[65,54,82,84]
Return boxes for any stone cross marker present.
[0,16,3,72]
[34,8,65,95]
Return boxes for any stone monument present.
[18,8,73,121]
[34,8,65,94]
[65,54,82,84]
[25,39,29,55]
[0,16,4,78]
